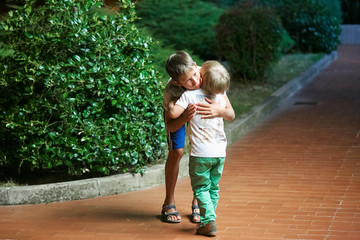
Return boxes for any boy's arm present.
[222,95,235,121]
[168,103,186,119]
[165,104,196,132]
[196,95,235,122]
[167,98,178,118]
[168,94,195,119]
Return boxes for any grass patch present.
[227,53,324,117]
[0,179,18,187]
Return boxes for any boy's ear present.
[172,80,182,87]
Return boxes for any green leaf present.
[24,32,33,38]
[74,55,81,62]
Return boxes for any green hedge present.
[0,0,166,178]
[215,4,285,82]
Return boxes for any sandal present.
[191,205,200,223]
[161,204,181,223]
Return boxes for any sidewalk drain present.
[294,101,318,105]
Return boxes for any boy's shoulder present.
[163,79,186,112]
[164,78,186,93]
[164,78,176,88]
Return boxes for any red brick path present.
[1,45,359,240]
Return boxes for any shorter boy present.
[169,61,234,236]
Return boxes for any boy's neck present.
[170,79,189,91]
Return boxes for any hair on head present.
[201,60,230,95]
[166,51,195,81]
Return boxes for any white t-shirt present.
[176,89,227,158]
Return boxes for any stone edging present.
[0,51,337,205]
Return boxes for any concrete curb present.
[0,51,337,205]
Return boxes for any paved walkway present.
[1,45,359,240]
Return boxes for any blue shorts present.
[167,124,185,150]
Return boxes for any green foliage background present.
[137,27,204,86]
[135,0,224,60]
[255,0,341,53]
[0,0,166,178]
[215,4,285,81]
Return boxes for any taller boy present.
[162,51,234,223]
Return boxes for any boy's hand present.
[181,104,196,121]
[196,98,225,119]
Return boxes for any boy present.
[168,60,235,236]
[162,52,234,223]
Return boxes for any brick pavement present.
[0,45,359,240]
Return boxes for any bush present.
[0,0,166,178]
[135,0,224,59]
[257,0,341,53]
[215,4,285,82]
[284,0,341,53]
[318,0,342,21]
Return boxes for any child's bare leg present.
[163,148,183,222]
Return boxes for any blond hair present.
[165,51,196,81]
[201,60,230,95]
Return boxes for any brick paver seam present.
[324,145,355,240]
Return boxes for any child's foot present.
[191,198,200,223]
[161,204,181,223]
[191,205,200,223]
[196,221,217,237]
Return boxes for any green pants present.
[189,156,225,224]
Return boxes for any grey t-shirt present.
[163,79,185,112]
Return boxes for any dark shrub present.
[215,4,285,82]
[0,0,166,177]
[256,0,341,53]
[256,0,342,21]
[135,0,224,59]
